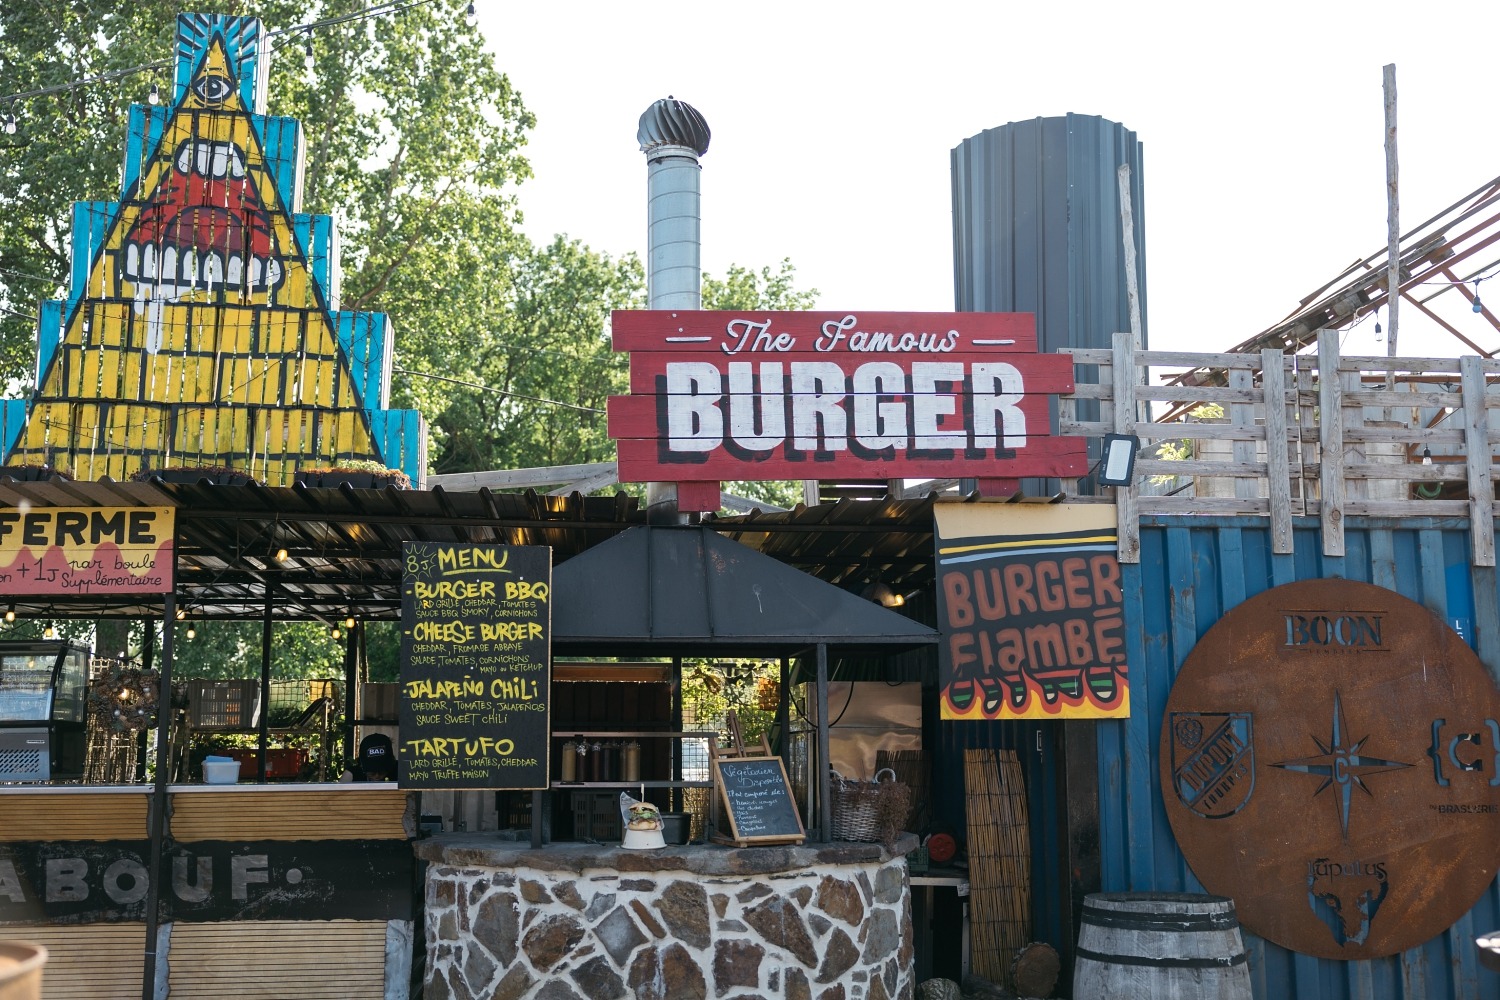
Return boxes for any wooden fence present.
[1060,331,1500,565]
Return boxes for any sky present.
[476,0,1500,360]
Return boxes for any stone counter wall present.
[423,854,914,1000]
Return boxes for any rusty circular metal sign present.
[1161,578,1500,960]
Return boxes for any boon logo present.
[1284,612,1386,651]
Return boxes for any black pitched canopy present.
[552,525,937,656]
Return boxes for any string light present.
[148,82,160,106]
[3,606,14,623]
[43,624,56,640]
[303,30,315,73]
[330,626,342,640]
[466,2,476,21]
[344,614,356,630]
[2,107,15,136]
[275,547,289,562]
[176,606,186,620]
[186,624,196,640]
[1475,279,1485,315]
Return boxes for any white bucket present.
[202,760,241,784]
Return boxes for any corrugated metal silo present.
[952,113,1147,352]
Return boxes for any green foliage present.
[1151,403,1225,483]
[681,659,778,749]
[702,259,819,312]
[169,620,344,680]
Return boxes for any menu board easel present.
[709,711,805,847]
[398,542,551,790]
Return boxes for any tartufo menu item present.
[399,542,551,789]
[713,755,805,845]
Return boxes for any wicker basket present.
[831,768,910,843]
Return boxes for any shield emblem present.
[1170,712,1255,818]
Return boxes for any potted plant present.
[130,464,260,486]
[0,463,74,482]
[295,459,411,490]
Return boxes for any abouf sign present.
[608,311,1085,493]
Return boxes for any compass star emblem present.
[1271,691,1412,837]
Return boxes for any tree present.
[701,258,819,313]
[0,2,819,677]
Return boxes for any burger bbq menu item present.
[399,542,551,790]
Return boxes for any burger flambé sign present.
[608,311,1084,509]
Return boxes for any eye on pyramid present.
[0,13,425,487]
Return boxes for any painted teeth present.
[120,242,283,293]
[172,140,247,179]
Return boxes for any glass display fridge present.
[0,642,90,781]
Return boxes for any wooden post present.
[1318,333,1346,557]
[1111,332,1140,563]
[1384,64,1400,369]
[1116,165,1143,352]
[1460,356,1495,567]
[816,644,832,843]
[1262,350,1294,553]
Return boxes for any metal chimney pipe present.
[639,97,710,310]
[638,97,710,521]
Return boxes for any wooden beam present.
[1318,333,1346,557]
[426,462,616,490]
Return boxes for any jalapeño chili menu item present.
[399,542,551,789]
[712,755,805,845]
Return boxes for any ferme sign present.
[0,506,174,595]
[608,311,1086,508]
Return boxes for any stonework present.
[422,844,914,999]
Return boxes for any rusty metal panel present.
[1097,516,1500,999]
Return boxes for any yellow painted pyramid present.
[3,14,424,485]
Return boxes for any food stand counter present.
[0,782,417,1000]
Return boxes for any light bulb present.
[176,607,186,621]
[4,608,13,623]
[1475,298,1485,315]
[330,627,341,640]
[3,112,15,136]
[148,83,160,105]
[275,547,289,561]
[1422,447,1433,466]
[186,626,196,639]
[344,615,356,630]
[304,33,314,72]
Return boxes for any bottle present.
[589,741,604,782]
[574,738,589,781]
[602,740,619,782]
[623,740,641,782]
[560,740,577,782]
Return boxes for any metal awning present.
[0,479,943,626]
[552,525,937,655]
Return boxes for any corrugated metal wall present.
[1099,515,1500,1000]
[950,113,1147,353]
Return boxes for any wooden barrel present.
[0,941,47,1000]
[1073,893,1250,1000]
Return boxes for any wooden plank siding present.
[9,923,150,1000]
[0,791,148,842]
[166,920,386,999]
[1059,334,1500,566]
[168,788,412,841]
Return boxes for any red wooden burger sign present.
[608,311,1084,508]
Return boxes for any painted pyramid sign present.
[1,13,425,485]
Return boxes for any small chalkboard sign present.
[712,755,805,845]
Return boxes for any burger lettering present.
[661,360,1029,454]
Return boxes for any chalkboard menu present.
[713,756,805,845]
[399,542,551,790]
